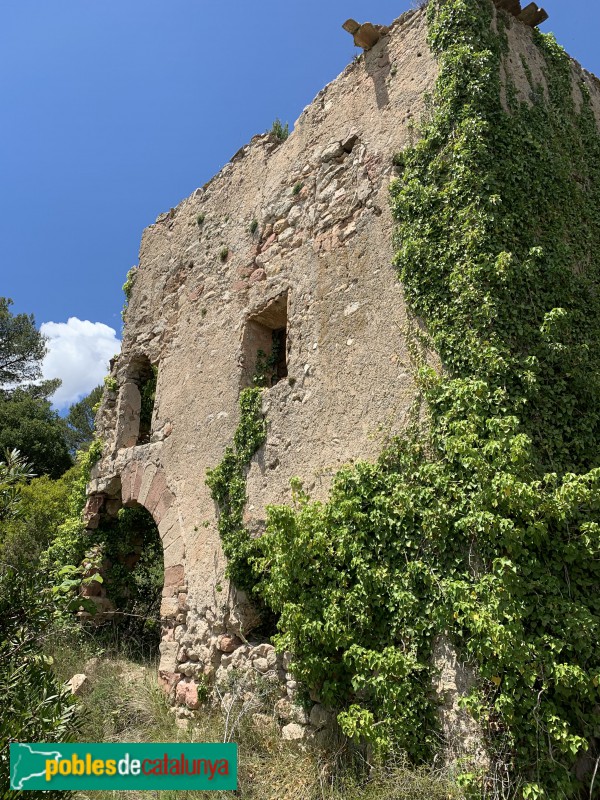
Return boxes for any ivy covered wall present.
[208,2,600,796]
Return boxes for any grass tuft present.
[46,639,467,800]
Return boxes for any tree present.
[0,450,79,799]
[0,298,47,388]
[0,449,35,524]
[0,298,71,476]
[0,467,78,567]
[64,385,103,453]
[0,388,72,478]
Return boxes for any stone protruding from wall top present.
[493,0,548,27]
[342,1,548,45]
[342,19,390,51]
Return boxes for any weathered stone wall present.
[87,1,600,743]
[89,8,436,732]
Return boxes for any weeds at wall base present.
[45,637,467,800]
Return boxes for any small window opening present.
[127,356,157,446]
[242,293,288,388]
[137,363,157,445]
[115,356,158,450]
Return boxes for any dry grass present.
[49,642,466,800]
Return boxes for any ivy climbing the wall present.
[206,388,266,596]
[208,1,600,796]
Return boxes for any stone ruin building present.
[85,0,600,744]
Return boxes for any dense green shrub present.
[0,389,72,478]
[0,450,78,800]
[0,468,78,566]
[0,566,79,800]
[269,119,289,142]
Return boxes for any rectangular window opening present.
[242,293,288,388]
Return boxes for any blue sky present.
[1,0,599,407]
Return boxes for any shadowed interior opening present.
[242,292,289,388]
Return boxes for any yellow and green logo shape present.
[10,743,237,791]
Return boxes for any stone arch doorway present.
[83,462,187,666]
[82,502,164,658]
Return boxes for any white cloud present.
[40,318,121,409]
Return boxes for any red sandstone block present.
[261,233,277,252]
[249,268,266,284]
[164,564,185,589]
[154,488,175,524]
[159,671,180,696]
[132,464,144,502]
[146,471,168,514]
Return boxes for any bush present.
[0,468,78,566]
[269,119,289,142]
[0,564,79,800]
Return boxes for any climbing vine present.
[206,388,266,596]
[121,266,138,321]
[208,2,600,796]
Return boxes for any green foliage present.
[0,388,72,478]
[219,246,229,263]
[0,449,34,524]
[0,466,79,566]
[121,266,138,320]
[122,266,137,303]
[0,297,47,388]
[292,181,304,196]
[0,452,81,798]
[88,505,164,658]
[257,455,439,761]
[64,385,103,453]
[206,1,600,796]
[103,374,118,392]
[386,5,600,791]
[253,335,282,388]
[197,213,205,226]
[43,439,103,574]
[0,451,79,798]
[206,389,266,596]
[0,566,79,800]
[268,118,289,142]
[249,218,259,235]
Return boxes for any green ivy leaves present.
[206,388,266,595]
[207,2,600,795]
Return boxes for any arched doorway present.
[83,462,186,673]
[82,501,164,660]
